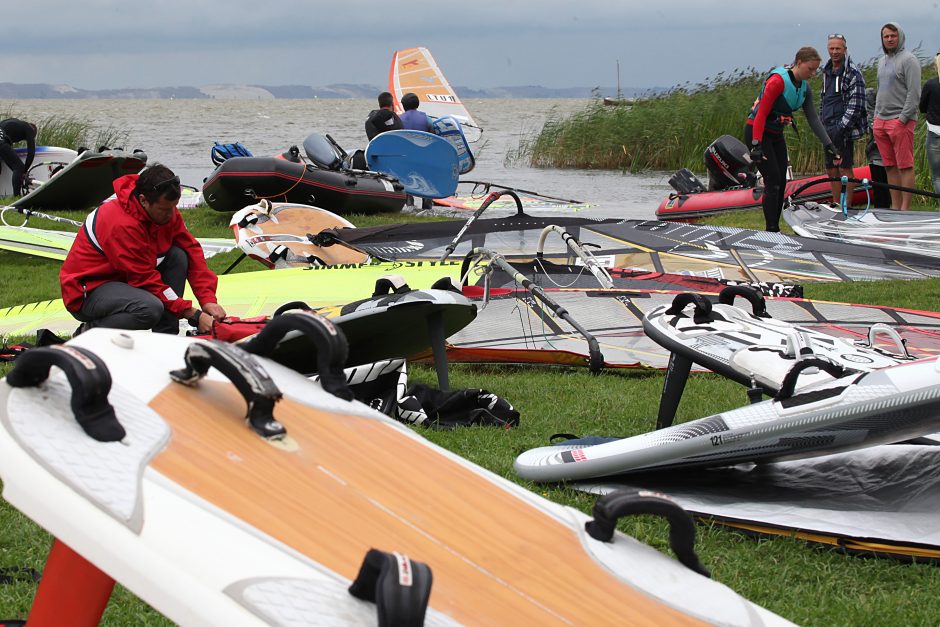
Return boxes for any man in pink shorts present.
[873,22,922,209]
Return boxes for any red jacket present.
[60,174,218,316]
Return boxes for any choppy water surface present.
[3,98,672,219]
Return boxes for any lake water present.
[1,98,673,219]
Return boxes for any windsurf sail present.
[390,47,482,142]
[785,202,940,259]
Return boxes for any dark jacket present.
[920,77,940,127]
[820,56,868,141]
[365,108,403,140]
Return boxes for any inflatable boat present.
[202,155,406,214]
[655,134,872,220]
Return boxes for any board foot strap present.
[348,548,433,627]
[169,340,286,439]
[242,310,353,401]
[6,345,124,442]
[585,489,711,577]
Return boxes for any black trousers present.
[744,126,789,232]
[73,246,189,334]
[0,141,24,195]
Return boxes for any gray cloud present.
[0,2,934,89]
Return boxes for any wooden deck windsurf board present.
[0,329,791,625]
[230,201,366,268]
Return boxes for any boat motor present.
[704,135,755,191]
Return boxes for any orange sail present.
[390,47,482,141]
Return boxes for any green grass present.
[511,57,940,193]
[2,205,940,625]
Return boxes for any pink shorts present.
[873,117,916,168]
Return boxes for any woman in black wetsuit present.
[745,47,840,231]
[0,118,37,196]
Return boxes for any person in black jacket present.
[0,118,37,196]
[364,92,403,141]
[920,52,940,208]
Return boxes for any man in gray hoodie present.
[873,22,922,209]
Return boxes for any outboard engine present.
[704,135,754,191]
[668,168,706,195]
[303,132,347,170]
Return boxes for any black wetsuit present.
[364,108,403,141]
[0,118,36,195]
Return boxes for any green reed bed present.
[0,105,129,152]
[513,58,939,191]
[1,205,940,624]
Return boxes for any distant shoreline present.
[0,83,654,101]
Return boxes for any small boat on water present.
[602,96,634,107]
[656,134,871,221]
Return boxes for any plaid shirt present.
[821,56,868,141]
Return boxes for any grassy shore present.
[1,204,940,625]
[511,58,939,192]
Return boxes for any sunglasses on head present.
[149,175,180,193]
[828,33,846,41]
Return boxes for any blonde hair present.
[793,46,822,65]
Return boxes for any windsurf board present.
[0,328,790,625]
[230,200,366,268]
[515,356,940,482]
[259,289,477,375]
[366,131,459,199]
[0,225,235,263]
[12,149,148,211]
[0,146,78,196]
[429,116,474,175]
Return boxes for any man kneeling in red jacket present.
[60,164,226,335]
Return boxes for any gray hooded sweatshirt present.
[875,22,922,123]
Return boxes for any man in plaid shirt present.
[820,34,867,204]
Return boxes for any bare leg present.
[898,167,915,210]
[826,167,841,203]
[885,165,901,209]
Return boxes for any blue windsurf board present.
[366,130,458,199]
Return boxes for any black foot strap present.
[6,345,125,442]
[348,548,433,627]
[717,284,770,318]
[241,311,353,401]
[585,489,710,578]
[169,341,285,439]
[665,293,713,324]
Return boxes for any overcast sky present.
[1,1,937,91]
